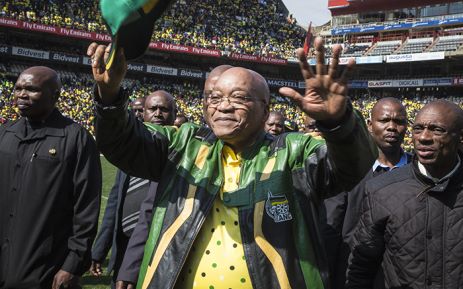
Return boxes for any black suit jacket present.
[116,182,158,283]
[92,169,130,274]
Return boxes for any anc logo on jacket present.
[265,191,293,223]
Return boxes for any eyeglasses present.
[206,94,265,108]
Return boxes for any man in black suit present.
[89,90,176,286]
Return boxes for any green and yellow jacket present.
[96,99,376,289]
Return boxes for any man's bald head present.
[214,67,270,104]
[248,69,270,104]
[368,97,408,155]
[14,66,61,121]
[417,100,463,131]
[413,99,463,178]
[20,66,61,101]
[371,97,405,119]
[204,65,234,95]
[205,66,270,152]
[143,90,176,125]
[145,90,175,106]
[132,97,145,107]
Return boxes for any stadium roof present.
[329,0,461,15]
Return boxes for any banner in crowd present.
[12,46,49,60]
[149,42,221,58]
[349,80,368,88]
[266,78,299,89]
[126,63,146,73]
[392,79,424,87]
[338,56,383,65]
[368,80,393,88]
[367,78,455,88]
[82,56,92,66]
[308,56,383,66]
[332,16,463,35]
[146,65,178,76]
[368,79,425,88]
[229,53,288,65]
[386,52,445,63]
[0,17,289,65]
[13,43,452,89]
[178,69,204,79]
[355,56,383,64]
[453,78,463,86]
[50,52,80,64]
[423,78,453,87]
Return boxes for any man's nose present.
[418,128,433,143]
[154,109,162,116]
[386,121,398,131]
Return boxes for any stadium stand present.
[1,0,305,59]
[397,37,433,54]
[368,40,402,56]
[429,34,463,52]
[1,0,104,32]
[342,42,371,57]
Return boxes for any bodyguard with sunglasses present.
[87,38,376,289]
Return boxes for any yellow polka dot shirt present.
[175,145,252,289]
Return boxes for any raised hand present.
[87,43,127,105]
[279,37,354,127]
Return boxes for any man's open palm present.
[280,37,355,126]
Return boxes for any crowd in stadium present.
[2,73,462,151]
[1,0,304,59]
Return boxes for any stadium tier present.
[0,0,305,60]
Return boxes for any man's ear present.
[367,118,372,133]
[55,89,61,102]
[263,106,269,123]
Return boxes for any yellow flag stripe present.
[194,144,209,170]
[142,184,197,289]
[260,156,276,181]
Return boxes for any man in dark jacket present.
[87,38,377,289]
[321,97,411,288]
[347,100,463,289]
[114,65,233,289]
[90,90,176,285]
[0,66,101,289]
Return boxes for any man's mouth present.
[416,147,435,158]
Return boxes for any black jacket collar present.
[6,109,66,140]
[411,151,463,193]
